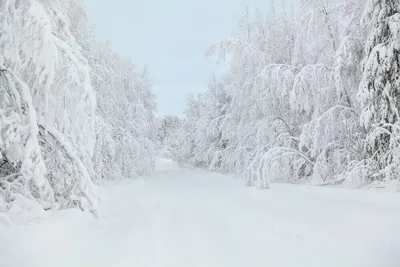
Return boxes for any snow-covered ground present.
[1,158,400,267]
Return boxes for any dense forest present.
[171,0,400,191]
[0,0,157,213]
[1,0,400,216]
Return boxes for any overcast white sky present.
[85,0,301,116]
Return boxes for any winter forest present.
[165,0,400,191]
[0,0,157,214]
[2,0,400,266]
[2,0,400,215]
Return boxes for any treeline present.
[157,116,182,158]
[0,0,157,213]
[173,0,400,191]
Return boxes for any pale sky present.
[85,0,301,116]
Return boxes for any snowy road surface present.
[1,159,400,267]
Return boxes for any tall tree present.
[357,0,400,183]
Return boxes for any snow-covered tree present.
[357,0,400,185]
[174,94,204,166]
[87,41,157,181]
[158,116,182,158]
[174,0,389,190]
[0,0,158,214]
[0,0,98,212]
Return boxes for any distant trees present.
[157,115,182,159]
[0,0,157,212]
[88,41,157,181]
[175,0,400,191]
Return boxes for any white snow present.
[1,158,400,267]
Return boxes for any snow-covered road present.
[1,158,400,267]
